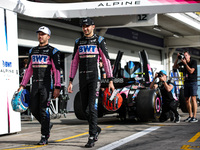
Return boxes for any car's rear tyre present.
[118,94,127,122]
[136,89,162,121]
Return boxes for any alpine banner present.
[0,0,199,19]
[0,8,20,135]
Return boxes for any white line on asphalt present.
[97,126,160,150]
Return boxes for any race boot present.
[37,135,48,145]
[85,136,95,148]
[37,123,53,145]
[94,126,101,142]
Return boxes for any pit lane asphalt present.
[1,108,200,150]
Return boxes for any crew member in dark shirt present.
[173,51,198,123]
[150,70,180,123]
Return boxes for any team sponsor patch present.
[79,45,99,54]
[90,39,97,43]
[80,55,96,58]
[53,48,59,55]
[32,65,48,68]
[32,55,48,63]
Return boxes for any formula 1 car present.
[74,50,163,122]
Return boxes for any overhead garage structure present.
[1,0,200,70]
[0,0,200,135]
[0,0,200,69]
[1,0,200,18]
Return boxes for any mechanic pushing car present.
[18,26,61,145]
[67,17,115,148]
[150,70,180,123]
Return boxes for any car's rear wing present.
[139,50,153,83]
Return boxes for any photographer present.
[173,51,198,123]
[150,70,180,123]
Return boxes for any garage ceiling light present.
[173,34,180,38]
[153,26,161,31]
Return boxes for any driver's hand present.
[18,86,24,92]
[108,81,115,92]
[53,89,60,98]
[67,81,73,93]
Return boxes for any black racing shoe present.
[189,117,198,123]
[37,135,48,145]
[85,136,95,148]
[184,116,192,122]
[94,126,101,142]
